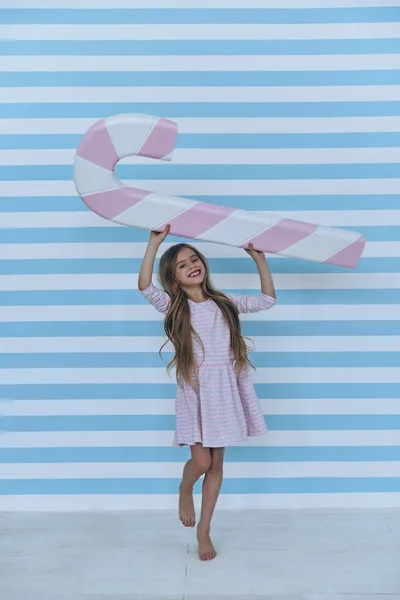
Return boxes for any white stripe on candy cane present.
[105,114,160,161]
[198,209,281,247]
[113,191,197,231]
[74,155,117,196]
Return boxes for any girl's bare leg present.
[197,447,224,561]
[179,443,212,527]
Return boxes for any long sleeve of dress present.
[140,281,171,314]
[226,292,276,314]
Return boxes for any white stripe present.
[3,336,399,353]
[202,211,279,247]
[1,273,398,291]
[1,366,400,384]
[1,23,398,41]
[113,192,194,231]
[4,147,400,166]
[282,226,360,263]
[2,430,399,447]
[4,179,400,197]
[2,493,399,511]
[2,209,398,228]
[1,399,177,416]
[3,398,400,416]
[106,113,158,160]
[4,86,400,105]
[74,156,118,196]
[1,304,399,323]
[2,116,400,135]
[3,54,400,72]
[1,241,396,260]
[1,462,398,480]
[6,1,400,8]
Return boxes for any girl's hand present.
[245,243,265,262]
[149,224,170,247]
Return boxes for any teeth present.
[189,270,200,278]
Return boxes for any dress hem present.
[173,428,268,449]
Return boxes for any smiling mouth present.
[188,269,201,278]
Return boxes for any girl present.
[138,225,276,561]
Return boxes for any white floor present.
[0,509,399,599]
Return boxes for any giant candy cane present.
[74,113,365,268]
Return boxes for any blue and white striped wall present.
[1,1,400,510]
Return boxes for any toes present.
[199,549,216,561]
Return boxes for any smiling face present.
[174,247,206,288]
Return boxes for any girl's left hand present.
[245,243,265,262]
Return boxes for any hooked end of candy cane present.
[75,114,179,174]
[105,113,178,163]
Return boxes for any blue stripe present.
[2,257,399,276]
[2,321,400,338]
[0,226,396,244]
[2,194,400,213]
[2,383,400,400]
[1,289,399,307]
[2,133,400,151]
[3,414,400,432]
[2,446,399,463]
[2,352,399,369]
[1,39,399,56]
[3,8,400,24]
[0,477,399,495]
[1,102,400,119]
[3,163,400,180]
[4,71,400,87]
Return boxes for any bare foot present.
[197,523,216,561]
[179,484,195,527]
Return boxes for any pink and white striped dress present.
[141,282,276,448]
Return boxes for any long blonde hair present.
[158,243,252,385]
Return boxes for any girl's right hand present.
[149,224,170,247]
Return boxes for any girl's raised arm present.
[138,225,170,291]
[138,226,172,315]
[226,245,276,314]
[245,243,276,299]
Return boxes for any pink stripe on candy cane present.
[82,187,150,219]
[323,235,366,268]
[139,118,178,160]
[77,119,119,170]
[161,202,234,238]
[244,219,318,253]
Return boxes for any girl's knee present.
[209,450,224,474]
[194,455,212,474]
[209,460,223,475]
[191,444,212,474]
